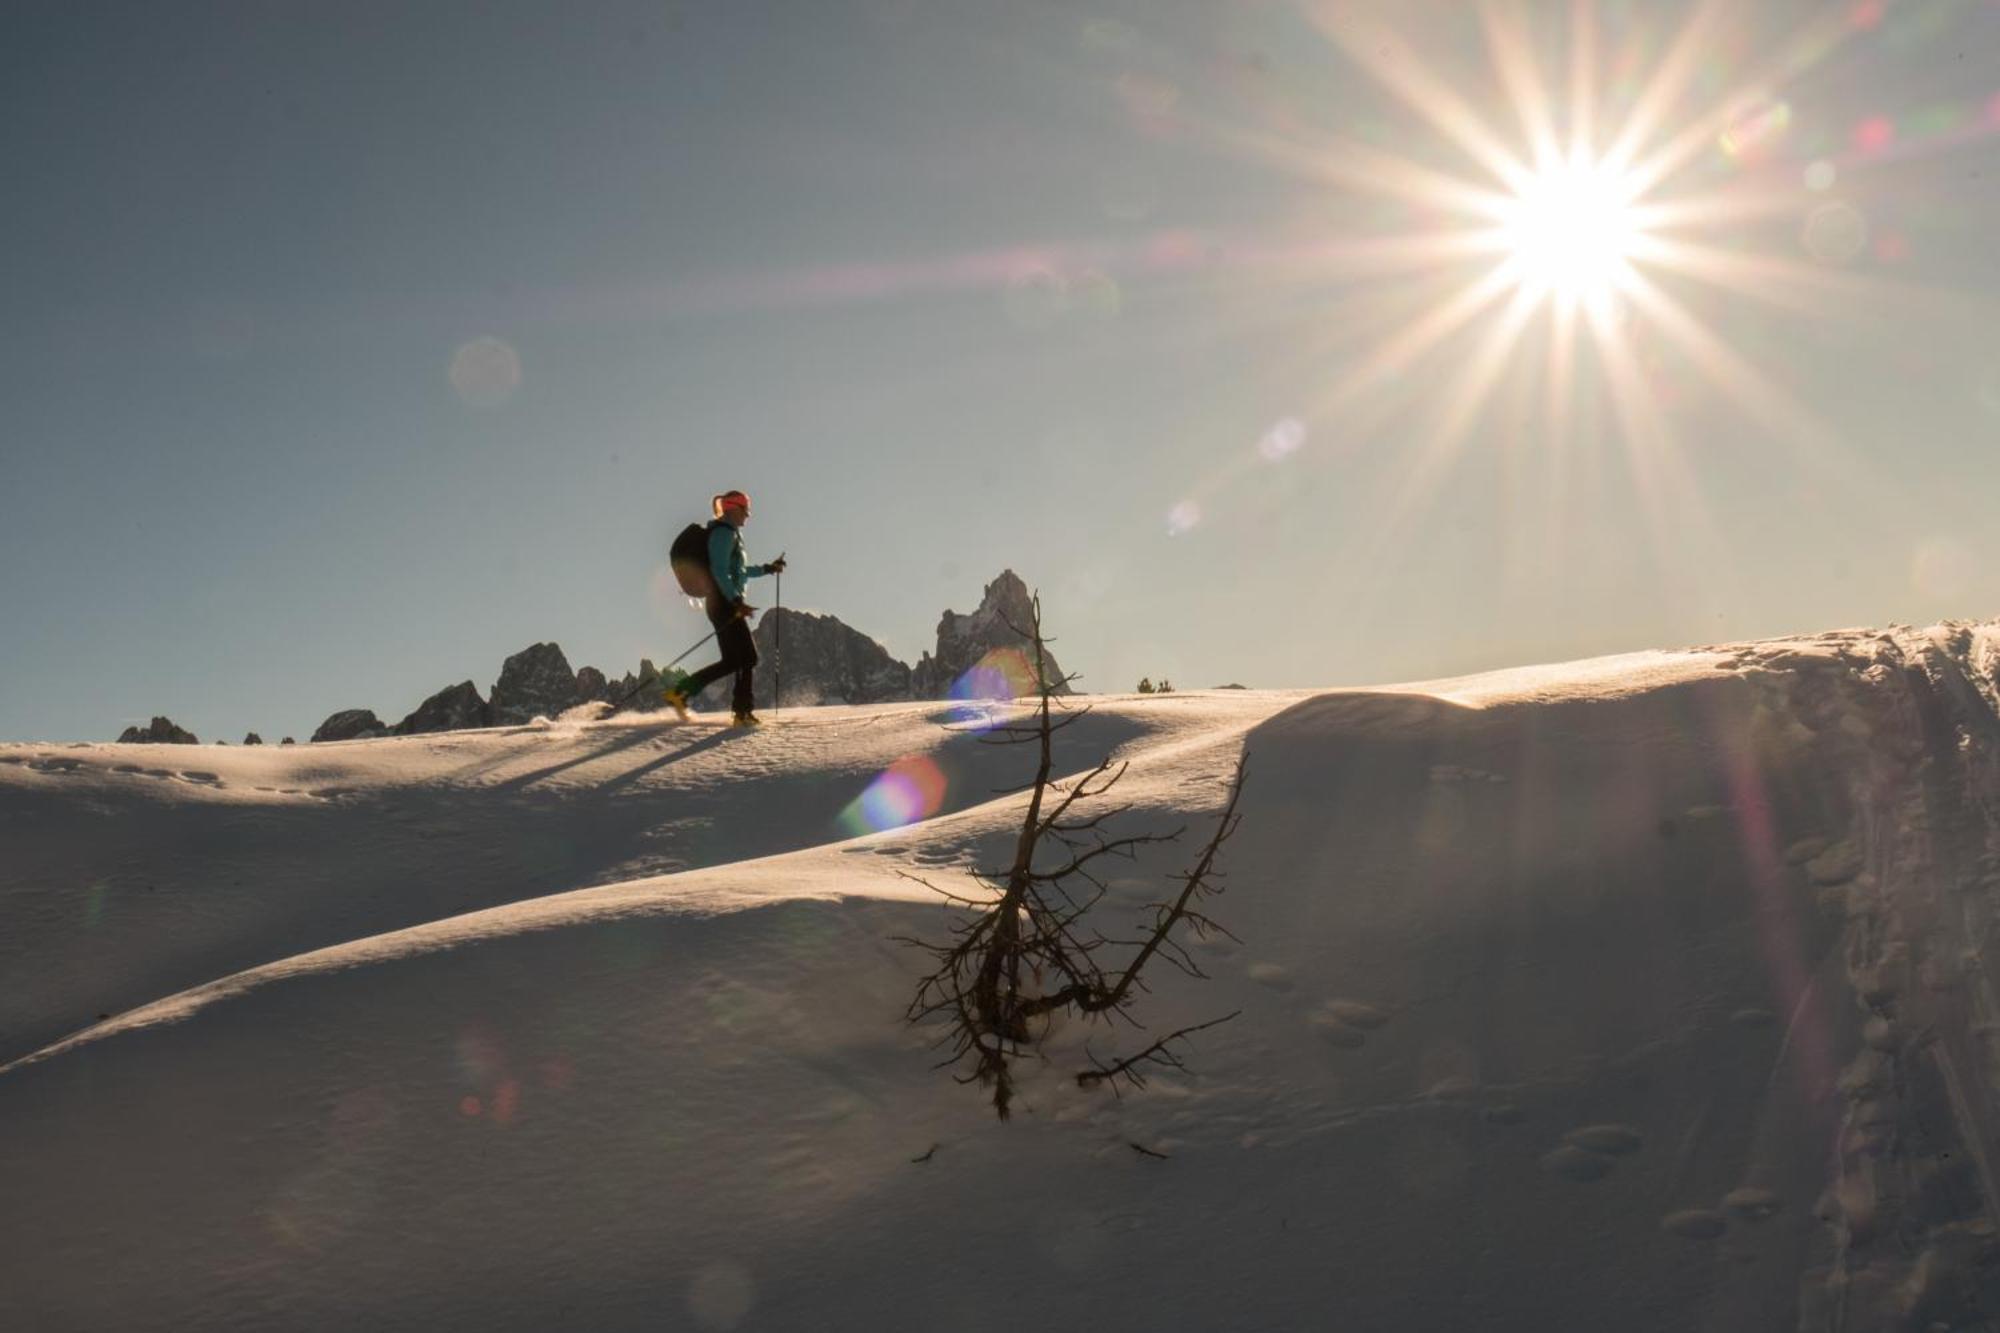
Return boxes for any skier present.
[665,490,785,726]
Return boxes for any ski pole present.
[662,631,715,672]
[774,564,783,714]
[606,630,716,711]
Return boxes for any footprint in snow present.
[1105,877,1155,904]
[1426,1075,1481,1099]
[1540,1146,1615,1182]
[1307,998,1390,1050]
[1562,1124,1644,1156]
[1721,1187,1780,1221]
[1783,835,1831,866]
[1805,840,1863,886]
[179,771,221,785]
[1541,1124,1643,1183]
[1247,962,1293,992]
[1660,1209,1727,1240]
[1319,999,1391,1029]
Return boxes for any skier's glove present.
[766,557,788,575]
[733,600,755,619]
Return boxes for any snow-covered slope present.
[3,625,1997,1330]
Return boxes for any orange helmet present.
[711,490,751,519]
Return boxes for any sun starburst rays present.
[1596,0,1722,177]
[1039,0,1995,608]
[1478,0,1562,169]
[1219,0,1925,580]
[1311,7,1537,197]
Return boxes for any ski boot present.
[729,712,763,728]
[660,668,694,722]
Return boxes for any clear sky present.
[4,0,1999,743]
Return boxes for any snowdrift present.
[2,624,1997,1331]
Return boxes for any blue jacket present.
[708,522,772,604]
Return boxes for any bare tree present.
[897,595,1245,1120]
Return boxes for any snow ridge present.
[5,624,2000,1329]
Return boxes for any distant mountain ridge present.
[121,569,1069,743]
[692,568,1071,713]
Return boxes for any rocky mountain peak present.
[691,607,913,711]
[393,681,491,736]
[116,716,199,744]
[913,569,1068,699]
[489,642,580,726]
[312,708,386,743]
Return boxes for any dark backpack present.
[669,520,722,598]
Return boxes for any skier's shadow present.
[489,724,663,792]
[598,728,741,793]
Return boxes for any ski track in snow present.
[4,628,1999,1331]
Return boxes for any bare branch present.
[1027,832,1177,885]
[1096,760,1247,1013]
[1075,1011,1242,1093]
[894,598,1249,1121]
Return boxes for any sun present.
[1497,153,1645,308]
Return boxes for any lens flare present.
[1852,114,1896,155]
[1871,228,1909,263]
[838,755,949,836]
[945,647,1041,728]
[1167,499,1202,536]
[1719,99,1792,159]
[448,336,521,408]
[1258,417,1307,462]
[453,1027,504,1085]
[950,647,1038,701]
[491,1077,521,1125]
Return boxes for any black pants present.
[680,598,758,715]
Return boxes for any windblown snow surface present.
[4,622,2000,1331]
